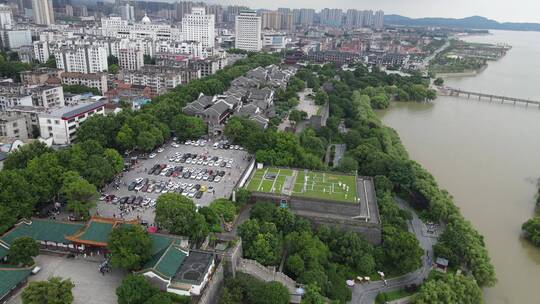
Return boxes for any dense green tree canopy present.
[238,219,281,266]
[413,274,482,304]
[288,109,308,123]
[155,193,209,241]
[522,217,540,247]
[219,273,290,304]
[108,64,119,74]
[108,225,152,271]
[171,114,206,141]
[209,199,238,222]
[3,142,53,170]
[434,77,444,86]
[434,217,496,287]
[116,275,157,304]
[8,236,39,266]
[22,277,74,304]
[376,226,423,275]
[63,84,100,95]
[60,171,98,220]
[301,285,325,304]
[0,170,37,233]
[107,55,118,66]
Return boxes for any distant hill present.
[384,15,540,31]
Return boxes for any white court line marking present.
[271,169,281,193]
[257,168,268,191]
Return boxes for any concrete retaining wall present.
[237,258,297,294]
[289,196,361,217]
[295,211,382,244]
[198,263,224,304]
[250,193,382,245]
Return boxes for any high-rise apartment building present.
[31,0,54,25]
[261,11,281,30]
[175,1,192,21]
[374,10,384,29]
[345,9,359,27]
[33,40,49,62]
[261,10,293,30]
[277,8,290,14]
[280,12,293,30]
[55,45,108,74]
[207,5,223,24]
[182,7,215,48]
[120,3,135,21]
[362,10,374,27]
[118,48,144,70]
[319,8,343,26]
[296,8,314,26]
[235,10,261,52]
[0,4,13,29]
[75,5,88,17]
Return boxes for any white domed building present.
[141,13,151,24]
[101,15,181,41]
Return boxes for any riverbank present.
[380,30,540,304]
[436,65,488,78]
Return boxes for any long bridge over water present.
[440,87,540,107]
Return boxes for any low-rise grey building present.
[0,113,28,140]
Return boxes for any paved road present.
[350,198,438,304]
[422,40,451,69]
[332,144,347,168]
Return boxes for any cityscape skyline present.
[161,0,540,24]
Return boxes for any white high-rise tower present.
[235,10,261,52]
[182,7,215,49]
[0,4,13,29]
[31,0,55,25]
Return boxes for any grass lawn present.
[292,171,357,203]
[246,167,358,203]
[245,168,293,194]
[375,289,414,304]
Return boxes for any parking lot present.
[96,139,251,224]
[8,254,124,304]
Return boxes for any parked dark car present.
[129,195,136,204]
[149,164,159,175]
[128,181,138,191]
[195,191,203,199]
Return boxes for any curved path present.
[350,198,438,304]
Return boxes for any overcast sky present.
[214,0,540,23]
